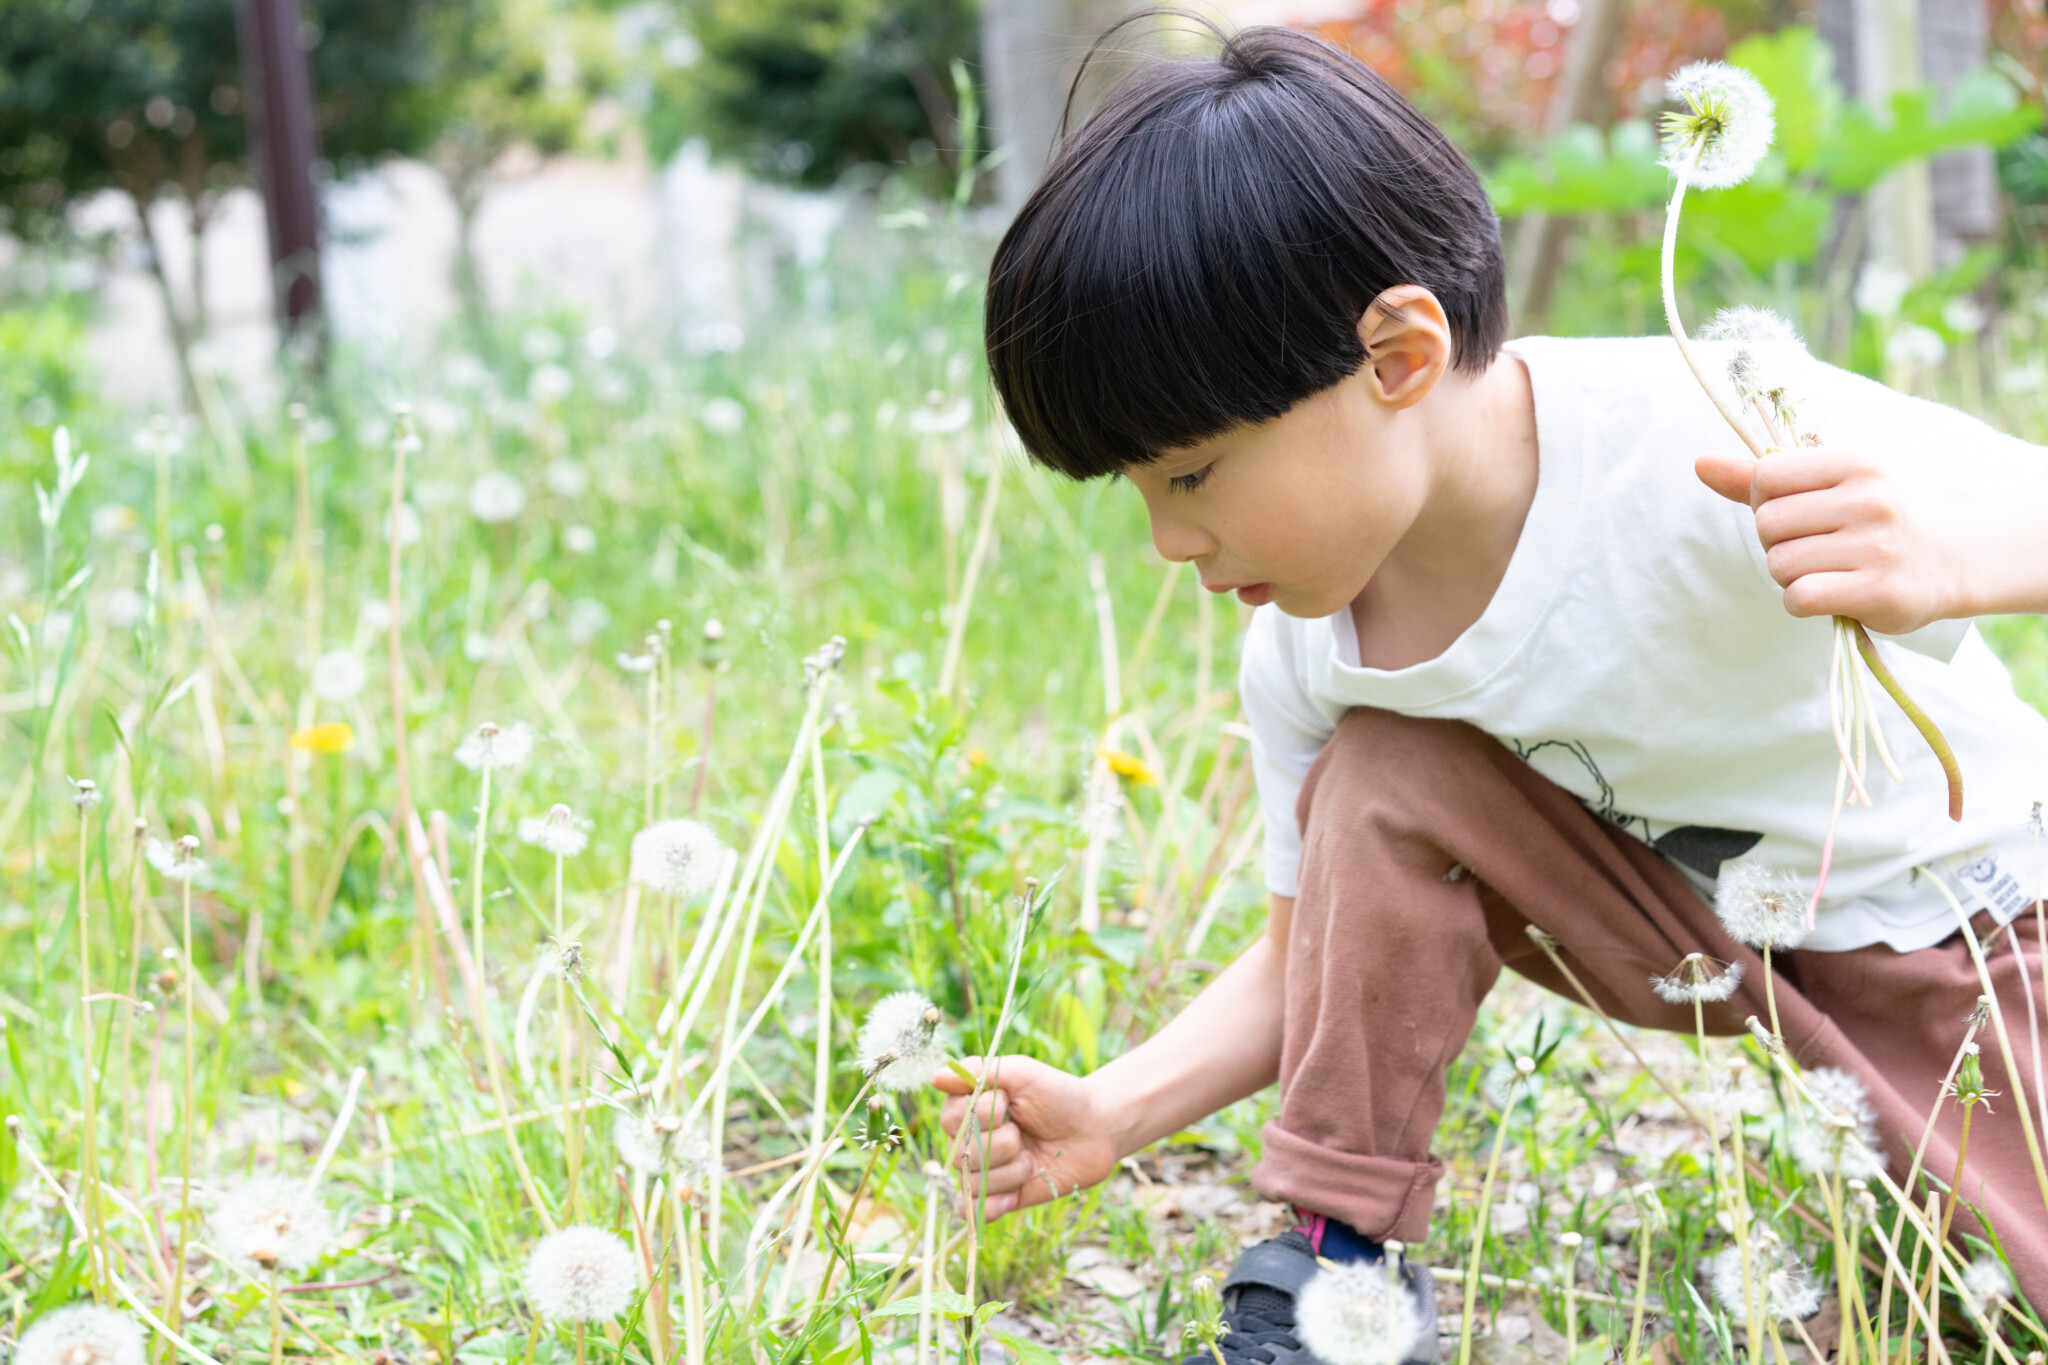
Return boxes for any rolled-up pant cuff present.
[1253,1126,1441,1245]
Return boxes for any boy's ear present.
[1356,286,1453,410]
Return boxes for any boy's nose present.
[1148,512,1214,565]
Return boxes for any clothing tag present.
[1939,848,2041,927]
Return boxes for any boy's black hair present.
[985,21,1507,480]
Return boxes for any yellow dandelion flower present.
[966,747,989,766]
[1101,747,1157,785]
[290,722,354,755]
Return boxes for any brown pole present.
[237,0,323,337]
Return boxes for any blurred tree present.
[423,0,617,341]
[634,0,981,191]
[0,0,452,394]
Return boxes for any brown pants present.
[1252,708,2048,1307]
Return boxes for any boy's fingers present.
[937,1088,1010,1137]
[1695,452,1755,506]
[953,1122,1022,1170]
[957,1152,1036,1199]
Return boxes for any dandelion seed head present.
[612,1112,719,1194]
[70,778,99,810]
[455,720,536,772]
[468,470,527,524]
[628,819,725,899]
[1295,1258,1423,1365]
[524,1225,640,1322]
[15,1305,147,1365]
[145,836,203,881]
[857,990,946,1092]
[1660,61,1774,190]
[1856,261,1912,319]
[519,804,590,858]
[210,1176,333,1272]
[1804,1068,1877,1127]
[1714,861,1809,951]
[1700,306,1803,348]
[310,649,368,702]
[1961,1257,2013,1315]
[1649,954,1744,1005]
[1706,1230,1822,1322]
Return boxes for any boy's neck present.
[1348,351,1539,671]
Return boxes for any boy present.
[935,22,2048,1359]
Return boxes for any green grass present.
[3,222,2047,1363]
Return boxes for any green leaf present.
[1486,120,1669,218]
[1567,1337,1614,1365]
[1727,25,1841,172]
[868,1290,975,1320]
[1817,69,2042,191]
[971,1300,1015,1330]
[989,1330,1062,1365]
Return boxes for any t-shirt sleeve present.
[1763,354,2048,661]
[1238,607,1338,899]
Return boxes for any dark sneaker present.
[1179,1229,1438,1365]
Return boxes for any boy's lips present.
[1204,580,1273,605]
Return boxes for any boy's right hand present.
[932,1055,1122,1219]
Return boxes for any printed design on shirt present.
[1510,737,1764,879]
[1957,854,2033,919]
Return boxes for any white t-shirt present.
[1242,335,2048,953]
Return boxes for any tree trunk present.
[130,187,203,410]
[1507,0,1629,333]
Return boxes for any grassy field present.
[6,219,2048,1363]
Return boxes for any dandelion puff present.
[1700,306,1804,348]
[1649,953,1744,1005]
[1295,1258,1424,1365]
[1660,61,1774,190]
[468,470,527,524]
[1790,1110,1888,1181]
[519,804,590,858]
[1706,1230,1822,1322]
[455,720,536,772]
[1961,1256,2013,1316]
[1714,861,1809,951]
[210,1176,334,1272]
[310,649,368,702]
[145,835,203,882]
[525,1225,640,1322]
[1804,1068,1878,1128]
[613,1112,720,1193]
[857,990,946,1092]
[15,1304,148,1365]
[628,819,724,899]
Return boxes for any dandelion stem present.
[1852,624,1962,821]
[1457,1064,1527,1365]
[1660,142,1765,459]
[1624,1214,1653,1365]
[469,762,556,1232]
[170,872,196,1344]
[75,799,106,1302]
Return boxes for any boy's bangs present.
[985,27,1506,481]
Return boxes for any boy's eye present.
[1168,465,1213,494]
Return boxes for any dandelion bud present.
[702,619,725,643]
[1745,1015,1782,1054]
[1526,925,1559,952]
[1559,1231,1582,1250]
[15,1305,146,1365]
[1514,1055,1536,1077]
[525,1225,640,1323]
[857,990,947,1092]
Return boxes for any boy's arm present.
[1698,450,2048,632]
[933,895,1293,1217]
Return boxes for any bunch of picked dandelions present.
[1656,57,1962,927]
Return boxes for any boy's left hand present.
[1697,449,1961,636]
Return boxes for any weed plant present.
[3,218,2048,1361]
